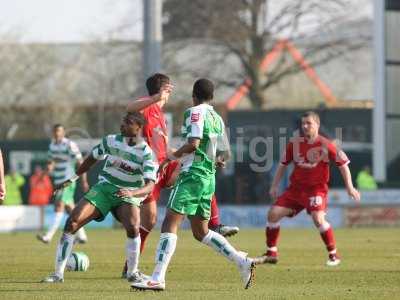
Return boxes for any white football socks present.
[201,230,244,265]
[55,233,75,278]
[44,212,64,241]
[152,232,177,282]
[126,236,141,276]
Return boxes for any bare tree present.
[0,27,144,139]
[163,0,371,108]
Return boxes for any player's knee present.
[147,212,157,229]
[267,209,282,223]
[312,214,325,228]
[64,216,80,234]
[125,223,140,237]
[65,206,73,215]
[55,202,64,213]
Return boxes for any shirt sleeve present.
[69,141,83,160]
[217,122,230,152]
[91,136,110,161]
[187,106,204,139]
[142,146,158,182]
[280,142,293,165]
[327,141,350,167]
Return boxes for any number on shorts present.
[309,196,323,207]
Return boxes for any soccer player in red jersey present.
[258,111,360,266]
[122,74,238,277]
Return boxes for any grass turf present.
[0,228,399,299]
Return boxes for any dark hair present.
[53,124,64,130]
[301,111,320,125]
[125,112,146,127]
[192,78,214,102]
[146,73,170,96]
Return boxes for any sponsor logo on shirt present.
[111,159,135,173]
[191,113,200,122]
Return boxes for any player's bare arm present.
[173,137,200,157]
[116,179,155,199]
[126,84,173,112]
[0,149,5,203]
[269,163,287,200]
[338,164,361,202]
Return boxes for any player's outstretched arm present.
[338,164,361,202]
[172,137,200,158]
[0,149,5,204]
[269,163,287,200]
[126,84,173,112]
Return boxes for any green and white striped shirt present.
[48,138,82,185]
[92,134,157,188]
[180,103,229,177]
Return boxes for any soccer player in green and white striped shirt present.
[41,112,157,283]
[37,124,89,244]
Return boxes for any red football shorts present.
[142,160,180,204]
[273,184,328,216]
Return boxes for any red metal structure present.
[226,39,337,110]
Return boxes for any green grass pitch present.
[0,228,399,299]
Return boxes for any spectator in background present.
[0,149,5,204]
[29,165,53,206]
[356,165,377,190]
[3,168,25,205]
[29,165,53,230]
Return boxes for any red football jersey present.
[281,135,349,188]
[141,101,168,163]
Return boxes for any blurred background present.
[0,0,399,230]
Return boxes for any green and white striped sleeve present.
[92,136,110,160]
[142,145,157,182]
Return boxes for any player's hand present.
[215,156,226,168]
[347,187,361,203]
[269,185,279,200]
[153,84,173,103]
[115,189,137,198]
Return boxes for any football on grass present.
[66,251,90,271]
